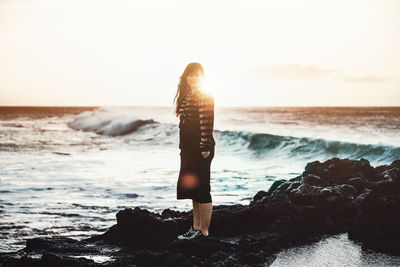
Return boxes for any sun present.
[199,75,217,96]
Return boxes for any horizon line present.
[0,105,400,108]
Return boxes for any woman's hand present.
[201,151,211,159]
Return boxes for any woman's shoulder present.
[198,90,214,104]
[189,89,214,106]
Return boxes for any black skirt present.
[177,146,215,203]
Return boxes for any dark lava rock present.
[348,188,400,255]
[1,157,399,266]
[253,190,269,201]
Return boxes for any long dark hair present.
[173,62,205,117]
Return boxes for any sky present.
[0,0,399,107]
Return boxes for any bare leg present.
[192,200,201,230]
[199,202,213,236]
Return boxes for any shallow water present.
[271,233,400,267]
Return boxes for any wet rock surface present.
[1,157,399,266]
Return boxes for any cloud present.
[240,64,335,80]
[340,75,388,83]
[240,64,388,83]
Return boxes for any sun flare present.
[199,75,218,96]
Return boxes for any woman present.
[173,62,216,240]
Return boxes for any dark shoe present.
[189,230,212,240]
[177,226,197,240]
[187,229,203,240]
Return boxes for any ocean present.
[1,106,400,265]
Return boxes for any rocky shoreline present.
[1,157,399,266]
